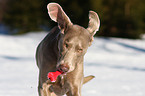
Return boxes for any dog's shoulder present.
[43,26,60,42]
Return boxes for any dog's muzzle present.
[57,64,70,73]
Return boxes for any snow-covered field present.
[0,32,145,96]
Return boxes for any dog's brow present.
[76,44,82,49]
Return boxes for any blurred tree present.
[3,0,44,34]
[0,0,8,22]
[90,0,145,39]
[2,0,145,39]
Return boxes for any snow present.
[0,32,145,96]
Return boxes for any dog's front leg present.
[40,83,56,96]
[41,83,50,96]
[66,84,82,96]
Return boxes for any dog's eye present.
[64,43,69,48]
[77,48,83,53]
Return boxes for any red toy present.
[47,71,63,82]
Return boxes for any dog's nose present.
[58,64,69,73]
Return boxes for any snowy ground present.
[0,32,145,96]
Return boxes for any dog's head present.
[47,3,100,73]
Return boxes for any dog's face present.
[47,3,100,73]
[57,25,91,72]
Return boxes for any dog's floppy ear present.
[47,3,72,33]
[87,11,100,36]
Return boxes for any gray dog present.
[36,3,100,96]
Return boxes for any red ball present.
[47,71,62,82]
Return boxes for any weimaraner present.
[36,3,100,96]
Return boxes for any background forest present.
[0,1,145,95]
[0,0,145,39]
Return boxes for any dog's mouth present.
[57,68,68,75]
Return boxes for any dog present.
[36,3,100,96]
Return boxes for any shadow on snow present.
[102,38,145,53]
[85,63,145,72]
[0,55,34,61]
